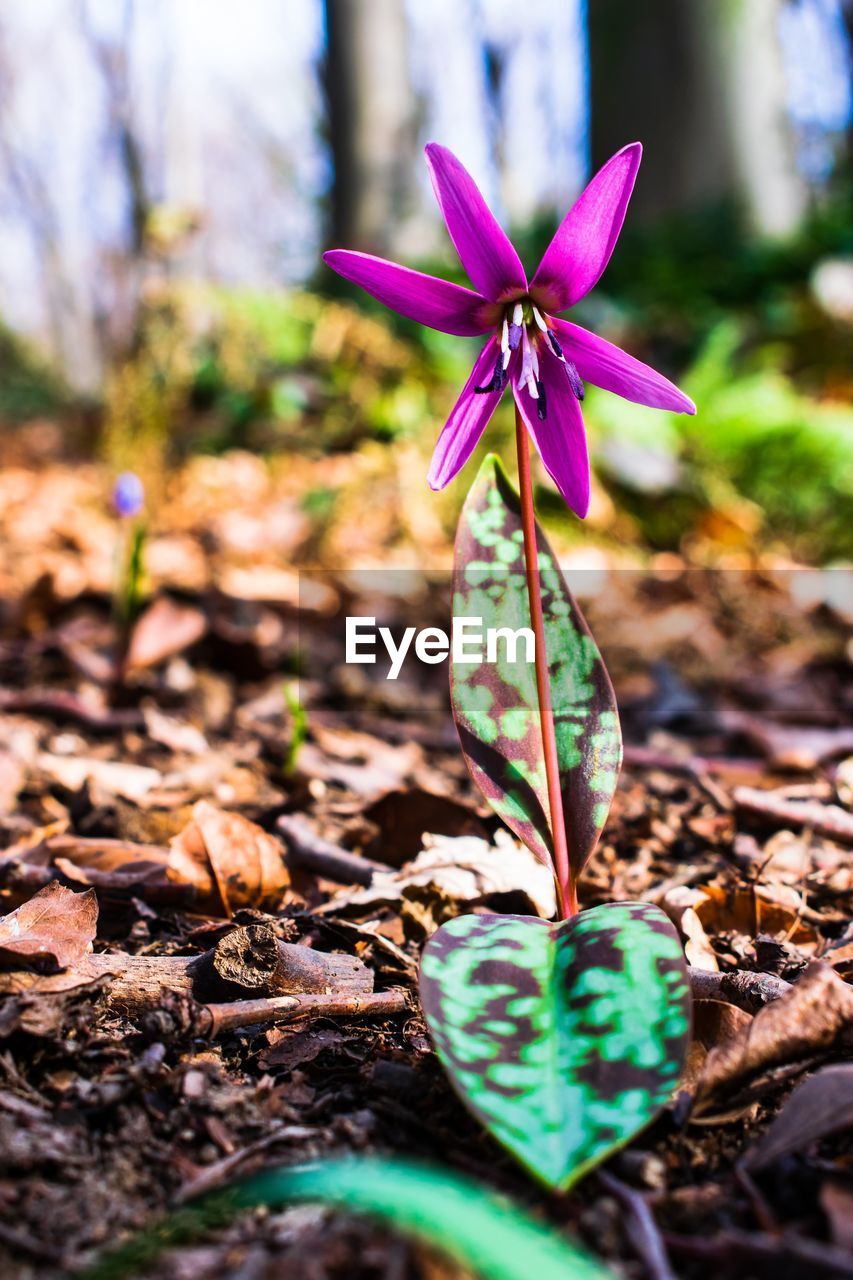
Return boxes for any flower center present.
[474,296,584,417]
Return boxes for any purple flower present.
[112,471,145,519]
[324,142,695,518]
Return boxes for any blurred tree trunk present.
[323,0,420,254]
[589,0,807,237]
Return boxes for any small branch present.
[665,1228,853,1279]
[0,687,143,731]
[733,786,853,845]
[277,814,382,886]
[688,967,793,1013]
[0,925,374,1019]
[198,988,409,1037]
[515,408,575,919]
[598,1171,677,1280]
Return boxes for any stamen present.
[532,306,547,332]
[501,318,509,354]
[512,302,523,326]
[508,322,522,350]
[474,351,507,394]
[520,326,537,394]
[565,359,585,401]
[502,346,511,370]
[547,330,564,360]
[536,379,547,420]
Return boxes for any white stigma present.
[519,325,540,399]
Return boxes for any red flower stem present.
[515,406,577,920]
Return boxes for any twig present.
[198,988,409,1037]
[733,786,853,845]
[598,1171,676,1280]
[688,967,793,1013]
[277,813,382,886]
[623,744,765,779]
[515,408,574,919]
[664,1227,853,1278]
[0,687,143,731]
[175,1123,320,1203]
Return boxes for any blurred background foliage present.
[0,0,851,565]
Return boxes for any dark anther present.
[536,379,547,420]
[547,330,564,359]
[508,322,522,350]
[565,359,584,401]
[475,351,507,394]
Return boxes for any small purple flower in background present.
[112,471,145,519]
[324,142,695,518]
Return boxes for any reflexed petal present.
[554,319,696,413]
[323,250,496,336]
[531,143,642,312]
[425,143,527,303]
[428,338,507,489]
[512,349,590,518]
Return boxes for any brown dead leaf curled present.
[0,882,97,972]
[682,1000,755,1124]
[695,963,853,1106]
[168,800,291,916]
[661,887,719,970]
[744,1064,853,1170]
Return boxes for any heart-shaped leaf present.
[420,901,691,1189]
[451,455,621,877]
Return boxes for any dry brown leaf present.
[695,963,853,1106]
[168,800,292,916]
[744,1064,853,1170]
[36,753,162,803]
[323,830,557,922]
[661,887,719,970]
[683,1000,756,1124]
[0,749,24,816]
[0,882,97,972]
[125,596,208,671]
[695,882,817,952]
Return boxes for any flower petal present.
[554,319,696,414]
[512,349,590,518]
[323,250,496,336]
[428,338,506,489]
[425,143,527,303]
[531,143,642,312]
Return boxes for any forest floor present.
[0,441,851,1279]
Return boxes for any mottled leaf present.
[420,902,691,1189]
[451,454,621,876]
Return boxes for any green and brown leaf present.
[451,455,621,878]
[419,902,691,1190]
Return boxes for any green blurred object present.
[590,321,853,560]
[81,1157,616,1280]
[282,680,307,775]
[0,320,68,420]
